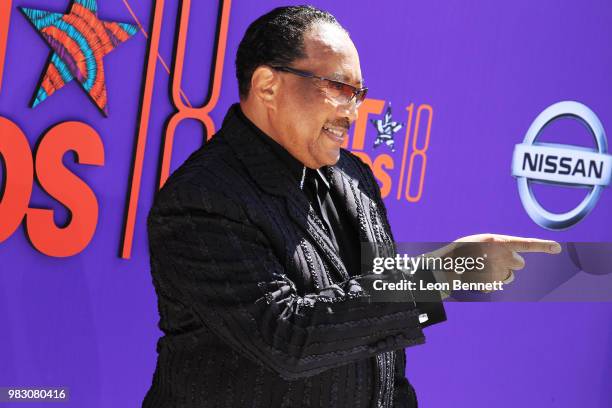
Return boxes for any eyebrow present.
[330,72,365,88]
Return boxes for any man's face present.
[270,22,363,168]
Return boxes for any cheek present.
[289,118,321,155]
[282,102,327,144]
[277,104,316,143]
[277,84,339,159]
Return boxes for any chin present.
[310,147,341,168]
[322,151,341,167]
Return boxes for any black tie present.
[303,168,340,253]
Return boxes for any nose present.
[338,99,359,123]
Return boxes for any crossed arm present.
[147,184,427,380]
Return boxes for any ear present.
[250,66,281,108]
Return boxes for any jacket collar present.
[221,104,303,196]
[233,104,306,186]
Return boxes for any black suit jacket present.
[143,104,446,407]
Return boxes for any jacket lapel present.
[325,163,397,260]
[325,165,374,243]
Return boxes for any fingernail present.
[550,244,562,253]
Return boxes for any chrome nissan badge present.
[512,101,612,229]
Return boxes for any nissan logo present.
[512,101,612,229]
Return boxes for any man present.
[143,6,560,407]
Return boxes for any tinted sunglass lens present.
[339,84,355,101]
[355,89,367,106]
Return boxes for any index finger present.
[497,235,562,254]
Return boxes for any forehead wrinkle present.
[303,40,364,87]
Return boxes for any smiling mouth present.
[322,125,346,143]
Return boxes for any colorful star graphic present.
[20,0,138,116]
[371,103,403,153]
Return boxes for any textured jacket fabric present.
[142,104,446,407]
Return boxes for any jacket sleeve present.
[345,151,447,329]
[147,183,425,380]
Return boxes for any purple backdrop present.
[0,0,611,407]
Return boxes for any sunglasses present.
[270,65,368,107]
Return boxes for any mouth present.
[322,125,347,144]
